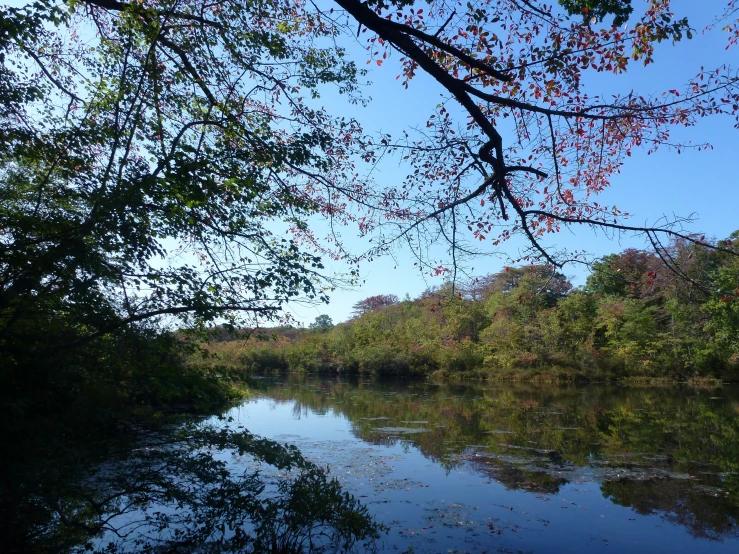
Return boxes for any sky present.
[286,0,739,326]
[8,0,733,327]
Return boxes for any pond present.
[218,375,739,553]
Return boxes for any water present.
[218,375,739,553]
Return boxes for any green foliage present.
[595,297,668,375]
[548,290,597,358]
[309,314,334,329]
[215,237,739,382]
[0,0,363,365]
[558,0,634,26]
[0,6,381,548]
[586,250,654,298]
[701,236,739,380]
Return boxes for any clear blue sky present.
[287,0,739,326]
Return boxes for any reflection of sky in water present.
[220,391,739,554]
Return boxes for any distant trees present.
[466,266,572,303]
[309,314,334,329]
[586,250,659,298]
[351,294,399,318]
[226,235,739,381]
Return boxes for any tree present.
[351,294,399,317]
[333,0,739,274]
[1,4,370,549]
[467,265,571,302]
[595,296,670,374]
[0,0,367,359]
[309,314,334,328]
[700,231,739,373]
[4,0,739,355]
[481,267,572,363]
[586,249,658,298]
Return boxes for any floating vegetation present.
[498,443,557,455]
[373,427,430,434]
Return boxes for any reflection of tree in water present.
[4,425,382,553]
[463,457,569,494]
[603,478,739,541]
[261,376,739,541]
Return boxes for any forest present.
[206,235,739,383]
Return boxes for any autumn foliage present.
[220,233,739,382]
[335,0,739,271]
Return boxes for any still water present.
[221,375,739,553]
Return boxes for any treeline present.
[207,233,739,382]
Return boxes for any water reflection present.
[248,375,739,549]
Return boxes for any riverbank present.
[194,243,739,385]
[194,336,732,387]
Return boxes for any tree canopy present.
[1,0,367,355]
[335,0,738,273]
[351,294,399,317]
[309,314,335,328]
[2,0,738,348]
